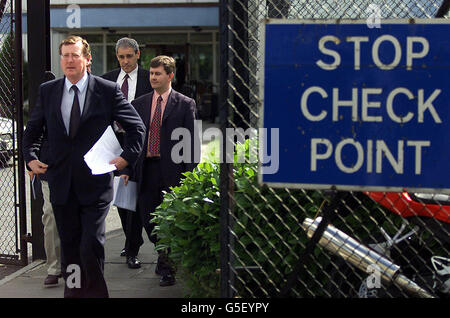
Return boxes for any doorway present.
[140,44,189,94]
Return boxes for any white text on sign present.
[300,34,442,175]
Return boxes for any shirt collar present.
[65,71,89,93]
[155,87,172,102]
[119,65,138,82]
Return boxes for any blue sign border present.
[259,19,450,194]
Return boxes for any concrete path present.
[0,229,185,298]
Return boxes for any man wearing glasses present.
[23,35,145,298]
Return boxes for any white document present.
[84,125,123,175]
[112,176,137,212]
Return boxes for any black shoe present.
[44,274,61,287]
[126,256,141,269]
[159,273,176,287]
[120,248,127,257]
[155,251,175,276]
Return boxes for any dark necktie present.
[69,85,81,138]
[121,73,129,100]
[148,96,163,157]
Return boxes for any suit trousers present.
[117,206,144,256]
[138,157,167,245]
[52,186,110,298]
[138,158,175,275]
[41,180,61,276]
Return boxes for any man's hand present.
[120,174,130,186]
[110,156,128,171]
[27,160,48,175]
[27,170,34,181]
[27,170,35,181]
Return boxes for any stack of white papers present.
[84,125,123,175]
[113,176,137,211]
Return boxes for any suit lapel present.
[142,91,153,129]
[54,78,66,135]
[140,92,153,153]
[136,68,145,97]
[162,89,177,123]
[113,69,121,81]
[80,74,100,123]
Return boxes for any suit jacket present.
[101,67,152,181]
[129,89,200,191]
[101,67,152,100]
[36,130,50,182]
[23,74,146,206]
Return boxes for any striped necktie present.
[148,95,163,157]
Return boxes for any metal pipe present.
[302,217,434,298]
[15,0,28,266]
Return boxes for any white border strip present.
[264,18,450,25]
[258,18,450,193]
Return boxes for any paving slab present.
[0,229,185,298]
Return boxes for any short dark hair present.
[150,55,176,75]
[59,35,90,56]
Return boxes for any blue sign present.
[260,19,450,193]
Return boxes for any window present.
[190,33,212,42]
[131,33,187,44]
[107,44,119,72]
[89,45,103,76]
[190,44,213,83]
[106,34,129,44]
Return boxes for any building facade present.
[47,0,219,103]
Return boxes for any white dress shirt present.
[61,72,89,135]
[117,66,138,102]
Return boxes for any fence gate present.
[0,0,27,266]
[219,0,450,298]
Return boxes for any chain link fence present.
[220,0,449,298]
[0,0,23,265]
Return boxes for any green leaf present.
[175,222,197,231]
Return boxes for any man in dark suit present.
[101,37,152,102]
[23,35,145,298]
[101,37,152,269]
[123,55,200,287]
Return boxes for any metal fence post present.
[218,0,449,298]
[14,0,27,266]
[219,0,232,298]
[26,0,51,260]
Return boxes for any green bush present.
[152,140,324,297]
[152,139,409,297]
[153,159,221,297]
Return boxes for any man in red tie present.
[122,55,200,286]
[101,38,152,269]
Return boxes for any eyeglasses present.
[61,53,82,60]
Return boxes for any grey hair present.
[115,37,140,54]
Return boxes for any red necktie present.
[148,96,163,157]
[121,74,129,100]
